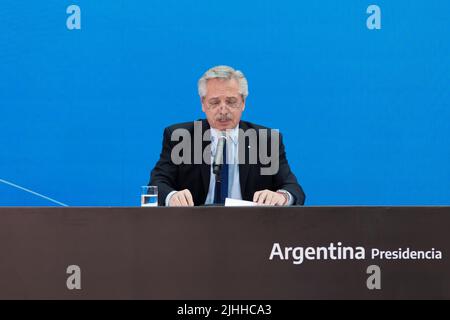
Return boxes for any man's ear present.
[201,97,206,112]
[241,98,246,111]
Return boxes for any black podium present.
[0,206,449,299]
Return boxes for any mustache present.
[215,114,232,121]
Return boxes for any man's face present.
[201,78,245,130]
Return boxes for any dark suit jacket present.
[149,119,305,206]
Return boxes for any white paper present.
[224,198,257,207]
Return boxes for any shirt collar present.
[211,126,239,145]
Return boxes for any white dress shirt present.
[204,126,242,204]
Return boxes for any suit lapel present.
[239,121,250,197]
[200,120,211,196]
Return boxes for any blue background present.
[1,0,449,206]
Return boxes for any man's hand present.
[169,189,194,206]
[253,189,288,206]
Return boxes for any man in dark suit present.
[150,66,305,206]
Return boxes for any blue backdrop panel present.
[1,1,449,206]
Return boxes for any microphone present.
[213,131,226,176]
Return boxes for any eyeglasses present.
[206,97,242,110]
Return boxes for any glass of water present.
[141,186,158,207]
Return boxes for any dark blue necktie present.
[214,141,228,204]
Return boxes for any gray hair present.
[198,65,249,99]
